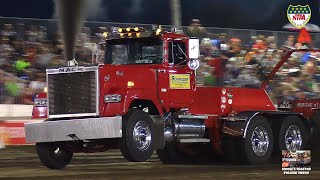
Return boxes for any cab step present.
[178,138,211,143]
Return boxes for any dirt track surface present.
[0,146,319,180]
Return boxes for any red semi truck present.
[26,27,319,169]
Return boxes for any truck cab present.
[31,28,198,119]
[26,27,202,169]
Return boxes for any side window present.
[168,41,187,65]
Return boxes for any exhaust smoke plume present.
[54,0,87,61]
[54,0,106,62]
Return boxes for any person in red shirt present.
[208,55,228,86]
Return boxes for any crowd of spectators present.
[188,19,320,103]
[0,23,98,104]
[0,19,319,105]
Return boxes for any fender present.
[100,88,165,117]
[222,111,311,138]
[123,89,165,116]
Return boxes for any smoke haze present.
[53,0,107,61]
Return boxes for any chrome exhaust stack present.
[163,114,207,143]
[174,119,206,139]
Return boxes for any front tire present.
[36,142,73,169]
[242,116,273,164]
[279,116,307,152]
[120,110,155,162]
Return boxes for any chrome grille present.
[47,67,98,118]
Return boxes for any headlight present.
[104,94,121,103]
[34,98,47,107]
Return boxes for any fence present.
[0,16,319,46]
[0,16,319,104]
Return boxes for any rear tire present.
[36,142,73,169]
[279,116,307,152]
[120,110,155,162]
[242,116,273,164]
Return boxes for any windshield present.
[105,37,163,65]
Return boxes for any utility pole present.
[170,0,182,27]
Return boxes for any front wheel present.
[120,110,155,162]
[279,116,307,152]
[36,142,73,169]
[242,116,273,164]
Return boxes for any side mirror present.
[188,59,200,70]
[188,38,199,59]
[188,38,200,70]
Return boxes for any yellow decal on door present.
[169,74,190,89]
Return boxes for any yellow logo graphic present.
[169,74,190,89]
[287,5,311,28]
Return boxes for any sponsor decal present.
[296,102,319,108]
[104,75,110,81]
[222,89,226,95]
[279,101,293,109]
[169,74,191,89]
[221,96,227,103]
[287,5,311,28]
[59,67,84,72]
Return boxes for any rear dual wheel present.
[222,116,273,164]
[279,116,307,152]
[242,116,274,164]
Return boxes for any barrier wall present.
[0,105,33,117]
[0,119,44,147]
[0,104,34,148]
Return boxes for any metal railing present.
[0,16,319,45]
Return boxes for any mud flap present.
[311,112,320,161]
[150,115,164,149]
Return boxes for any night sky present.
[0,0,318,30]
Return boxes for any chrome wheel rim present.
[50,146,63,159]
[251,126,269,156]
[285,125,302,152]
[133,121,151,151]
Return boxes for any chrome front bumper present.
[25,117,122,143]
